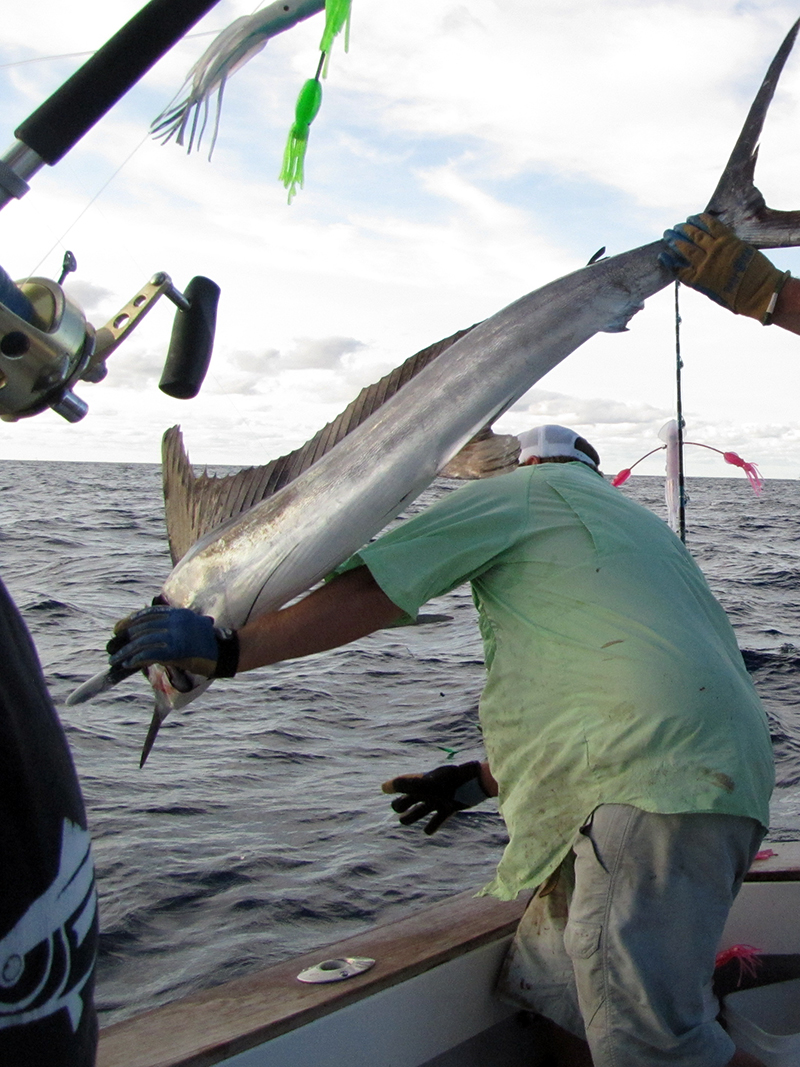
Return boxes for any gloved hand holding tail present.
[107,605,240,678]
[660,212,791,323]
[382,760,494,835]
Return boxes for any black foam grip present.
[159,276,220,399]
[15,0,221,165]
[0,265,34,322]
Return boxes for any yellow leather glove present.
[660,213,790,324]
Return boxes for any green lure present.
[280,0,352,201]
[320,0,351,75]
[279,77,323,203]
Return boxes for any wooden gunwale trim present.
[744,840,800,880]
[745,869,800,880]
[97,842,800,1067]
[97,889,531,1067]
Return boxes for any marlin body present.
[69,21,800,764]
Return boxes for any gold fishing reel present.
[0,259,219,423]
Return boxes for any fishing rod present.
[0,0,341,424]
[0,0,226,423]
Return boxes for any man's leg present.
[567,805,763,1067]
[496,855,588,1040]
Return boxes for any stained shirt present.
[350,462,774,900]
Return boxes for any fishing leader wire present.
[674,280,687,544]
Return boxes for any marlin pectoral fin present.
[708,17,800,248]
[65,664,138,706]
[440,428,520,479]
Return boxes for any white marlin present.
[69,21,800,765]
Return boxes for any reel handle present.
[159,276,220,399]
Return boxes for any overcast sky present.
[1,0,800,479]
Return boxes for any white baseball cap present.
[517,425,599,468]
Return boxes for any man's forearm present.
[237,565,404,672]
[772,276,800,335]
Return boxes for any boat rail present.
[97,841,800,1067]
[98,888,531,1067]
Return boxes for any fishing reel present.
[0,255,220,423]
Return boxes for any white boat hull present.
[98,844,800,1067]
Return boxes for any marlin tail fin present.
[708,18,800,248]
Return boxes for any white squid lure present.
[150,0,328,158]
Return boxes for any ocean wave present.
[3,464,800,1025]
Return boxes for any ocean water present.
[1,461,799,1026]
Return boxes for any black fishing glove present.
[107,605,239,678]
[382,761,489,835]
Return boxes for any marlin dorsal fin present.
[162,324,479,563]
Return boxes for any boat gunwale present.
[97,841,800,1067]
[97,888,531,1067]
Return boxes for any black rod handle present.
[0,265,35,322]
[15,0,222,165]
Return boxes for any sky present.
[1,0,800,478]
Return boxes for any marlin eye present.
[0,954,23,987]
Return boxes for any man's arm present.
[772,276,800,335]
[108,565,405,677]
[238,565,404,671]
[479,760,498,796]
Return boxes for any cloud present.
[197,337,370,395]
[506,387,671,427]
[2,0,800,479]
[102,344,166,390]
[344,0,800,211]
[62,277,117,319]
[282,336,366,369]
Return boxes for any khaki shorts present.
[497,804,764,1067]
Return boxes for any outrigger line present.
[672,282,687,543]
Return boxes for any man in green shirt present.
[356,425,772,1067]
[109,215,785,1066]
[110,424,772,1066]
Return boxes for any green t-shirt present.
[351,462,774,899]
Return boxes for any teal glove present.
[107,606,239,678]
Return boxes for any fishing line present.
[20,133,151,283]
[673,280,687,543]
[0,51,95,69]
[0,32,225,70]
